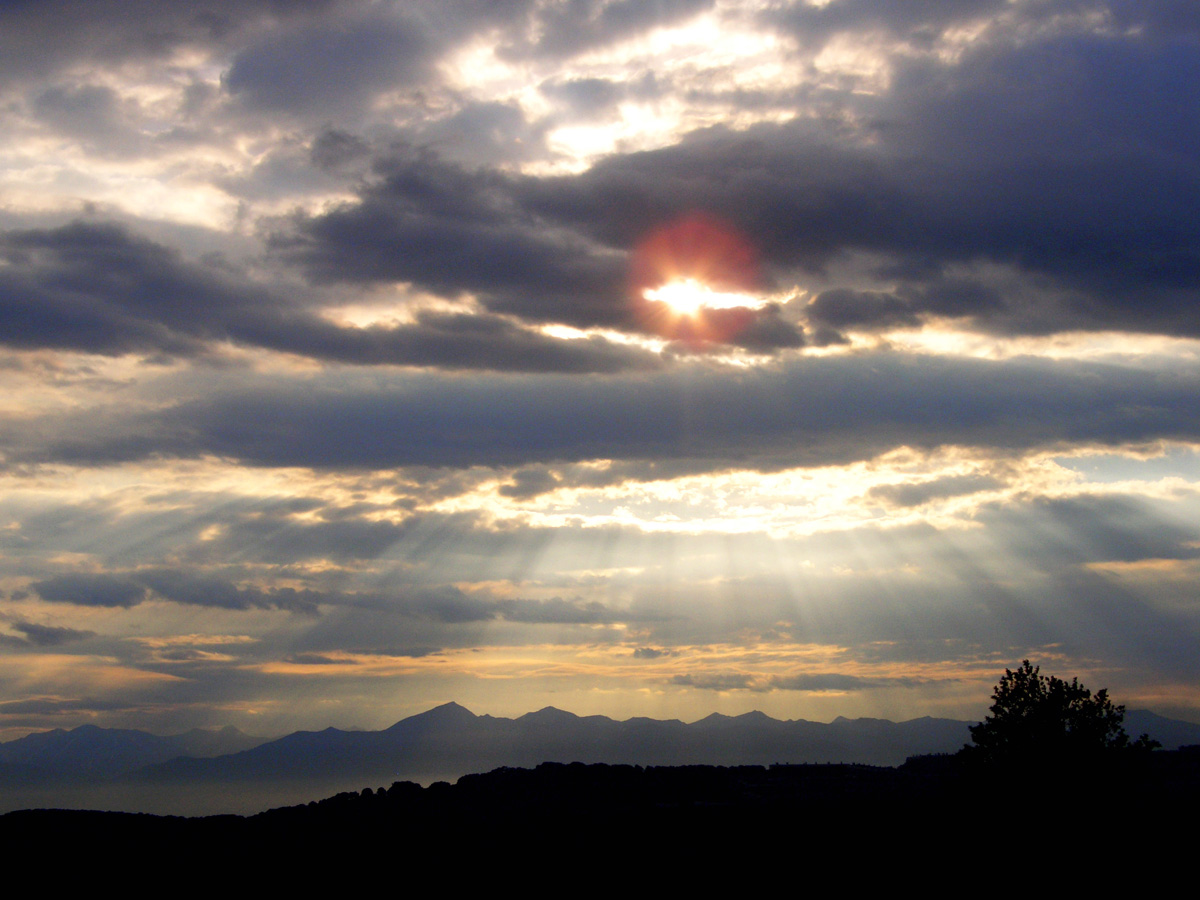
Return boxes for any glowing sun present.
[643,278,764,316]
[629,214,766,343]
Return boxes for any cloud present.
[0,696,130,716]
[5,0,1200,735]
[675,670,958,694]
[866,473,1005,508]
[30,84,145,156]
[223,7,434,116]
[273,148,633,329]
[0,620,97,648]
[138,570,323,613]
[12,352,1200,473]
[765,0,1008,49]
[499,467,563,499]
[973,493,1200,568]
[29,569,319,613]
[672,672,757,691]
[768,673,928,692]
[0,220,659,372]
[498,597,625,624]
[632,647,674,659]
[501,0,715,61]
[33,574,147,608]
[283,652,345,665]
[219,1,538,122]
[274,147,807,347]
[287,44,1200,340]
[10,621,97,647]
[401,587,497,623]
[0,1,316,85]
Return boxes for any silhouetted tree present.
[962,660,1158,766]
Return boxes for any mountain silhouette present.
[4,703,1198,816]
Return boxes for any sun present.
[643,278,764,317]
[628,213,768,343]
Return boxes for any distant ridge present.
[0,723,262,780]
[4,705,1198,817]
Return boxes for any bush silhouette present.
[962,660,1158,767]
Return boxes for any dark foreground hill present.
[5,751,1199,876]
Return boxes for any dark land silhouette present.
[5,664,1198,877]
[4,698,1199,816]
[5,751,1198,871]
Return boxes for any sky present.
[2,0,1200,740]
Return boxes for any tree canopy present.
[963,660,1158,766]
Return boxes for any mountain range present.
[2,704,1195,816]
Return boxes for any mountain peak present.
[388,701,477,731]
[735,710,774,723]
[519,706,579,725]
[431,701,473,716]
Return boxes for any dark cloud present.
[154,648,227,662]
[219,1,536,121]
[33,574,147,608]
[866,473,1005,508]
[806,289,923,333]
[274,148,633,330]
[196,515,410,565]
[44,3,1199,357]
[310,128,371,174]
[0,220,236,357]
[138,570,322,613]
[29,569,318,612]
[499,468,563,499]
[632,647,673,659]
[13,352,1200,473]
[9,621,97,647]
[30,84,145,156]
[412,101,551,168]
[401,587,496,623]
[11,0,1200,354]
[0,1,327,84]
[0,697,130,716]
[539,77,626,117]
[516,126,898,272]
[328,310,662,373]
[725,306,806,352]
[276,147,809,347]
[527,103,1200,337]
[672,672,756,691]
[283,651,344,665]
[973,494,1200,569]
[498,597,624,624]
[499,23,1200,338]
[0,220,660,372]
[223,8,433,115]
[765,0,1008,49]
[371,645,442,658]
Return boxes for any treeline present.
[5,752,1199,867]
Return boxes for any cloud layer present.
[2,0,1200,738]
